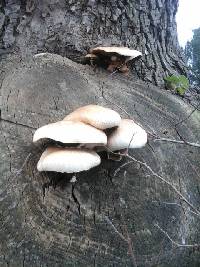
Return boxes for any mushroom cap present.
[63,105,121,130]
[85,53,98,59]
[107,119,147,151]
[33,120,107,145]
[37,147,101,173]
[90,47,142,61]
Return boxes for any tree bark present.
[0,1,199,266]
[0,53,199,266]
[0,0,187,85]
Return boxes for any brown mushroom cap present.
[37,147,101,173]
[63,105,121,130]
[90,47,142,61]
[107,119,147,151]
[33,120,107,145]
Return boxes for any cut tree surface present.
[0,53,200,267]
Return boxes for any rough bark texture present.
[0,53,200,266]
[0,0,186,85]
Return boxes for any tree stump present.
[0,54,199,266]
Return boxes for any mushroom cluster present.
[33,105,147,180]
[85,47,142,74]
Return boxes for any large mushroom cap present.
[90,47,142,61]
[37,147,101,173]
[33,120,107,145]
[107,119,147,151]
[63,105,121,130]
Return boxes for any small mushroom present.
[33,120,107,146]
[84,53,98,65]
[107,119,147,152]
[63,105,121,130]
[37,147,101,173]
[89,46,142,73]
[107,61,129,74]
[91,47,142,61]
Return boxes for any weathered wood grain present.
[0,54,199,266]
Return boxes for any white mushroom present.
[90,46,142,62]
[63,105,121,130]
[37,147,101,173]
[88,47,142,74]
[107,119,147,151]
[33,120,107,145]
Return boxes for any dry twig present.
[154,223,200,248]
[152,201,200,217]
[153,138,200,148]
[101,88,132,119]
[104,215,137,267]
[101,87,200,148]
[113,161,133,177]
[113,152,200,217]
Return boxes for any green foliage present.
[164,75,189,96]
[184,27,200,86]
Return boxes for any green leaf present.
[164,75,189,95]
[176,87,185,96]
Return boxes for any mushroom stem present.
[70,174,77,183]
[107,148,128,161]
[107,151,122,161]
[108,61,129,75]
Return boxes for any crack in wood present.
[71,183,81,215]
[0,118,37,130]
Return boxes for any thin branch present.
[126,153,200,215]
[101,84,200,147]
[104,215,127,242]
[114,161,134,177]
[101,88,158,138]
[152,201,200,217]
[104,215,137,267]
[127,131,136,154]
[101,88,131,119]
[14,153,32,177]
[154,223,200,248]
[153,138,200,148]
[124,225,138,267]
[113,152,200,216]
